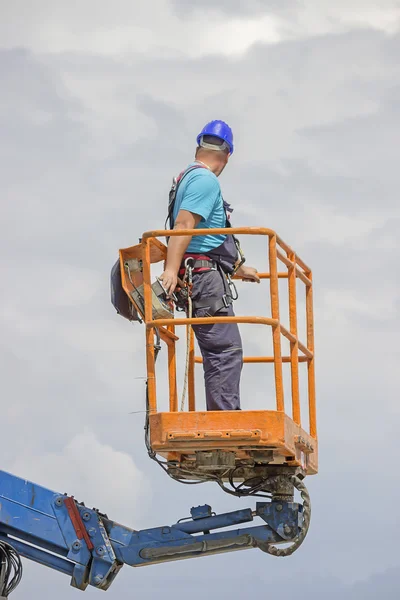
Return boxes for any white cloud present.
[300,202,388,245]
[8,428,147,527]
[321,286,399,323]
[1,0,399,58]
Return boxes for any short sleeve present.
[179,171,220,222]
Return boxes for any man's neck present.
[194,159,219,175]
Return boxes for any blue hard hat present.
[196,120,234,154]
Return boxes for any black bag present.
[110,259,141,322]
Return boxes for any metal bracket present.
[295,435,314,453]
[195,450,236,471]
[124,258,142,272]
[64,497,94,551]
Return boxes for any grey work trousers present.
[190,268,243,411]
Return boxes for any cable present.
[255,475,311,557]
[216,470,273,499]
[180,294,192,411]
[0,540,23,597]
[144,381,211,485]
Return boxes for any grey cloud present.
[1,17,400,600]
[171,0,295,17]
[17,559,400,600]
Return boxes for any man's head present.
[195,120,234,177]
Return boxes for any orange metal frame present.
[120,227,318,475]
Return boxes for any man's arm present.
[160,209,201,295]
[160,171,219,295]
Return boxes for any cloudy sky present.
[1,1,400,598]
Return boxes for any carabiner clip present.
[183,256,194,286]
[227,274,238,301]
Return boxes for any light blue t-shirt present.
[172,164,227,253]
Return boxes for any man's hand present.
[235,265,260,283]
[159,268,178,296]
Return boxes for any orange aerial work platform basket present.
[119,227,317,497]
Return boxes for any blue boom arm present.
[0,470,303,592]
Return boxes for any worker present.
[160,120,260,411]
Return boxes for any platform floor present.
[149,410,318,475]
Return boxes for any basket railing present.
[139,227,316,439]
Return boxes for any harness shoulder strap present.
[166,164,207,231]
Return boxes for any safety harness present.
[177,256,237,316]
[167,164,244,317]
